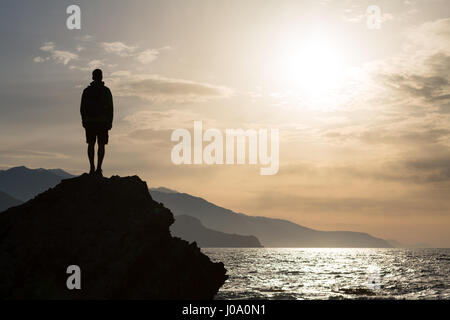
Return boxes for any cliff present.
[0,174,227,299]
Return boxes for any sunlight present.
[270,33,348,105]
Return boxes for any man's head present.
[92,69,103,81]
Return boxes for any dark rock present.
[0,174,227,299]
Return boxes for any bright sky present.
[0,0,449,246]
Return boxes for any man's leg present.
[87,142,95,174]
[97,143,105,174]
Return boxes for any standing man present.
[80,69,113,176]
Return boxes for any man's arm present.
[106,88,113,130]
[80,89,87,128]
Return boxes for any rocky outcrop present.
[0,174,227,299]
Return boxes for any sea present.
[202,248,450,300]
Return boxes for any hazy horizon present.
[1,0,449,247]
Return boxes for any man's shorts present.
[85,125,109,145]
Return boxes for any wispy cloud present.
[34,38,171,70]
[0,149,69,160]
[124,109,216,131]
[135,49,160,64]
[109,73,233,103]
[32,38,231,103]
[32,56,49,63]
[135,46,171,64]
[87,59,105,69]
[36,41,79,65]
[100,41,137,57]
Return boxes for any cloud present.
[35,39,170,73]
[136,49,159,64]
[124,109,218,131]
[40,42,55,52]
[405,18,450,53]
[37,41,79,65]
[87,59,104,69]
[101,41,137,57]
[33,56,49,63]
[101,41,170,64]
[326,18,450,142]
[127,128,173,143]
[343,152,450,184]
[32,40,230,103]
[51,51,78,65]
[403,152,450,182]
[0,149,68,160]
[381,70,449,103]
[135,46,171,64]
[307,18,450,195]
[363,19,450,118]
[76,34,93,42]
[109,73,233,102]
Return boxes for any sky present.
[0,0,449,247]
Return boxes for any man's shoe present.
[89,168,95,175]
[95,168,103,177]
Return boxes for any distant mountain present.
[149,187,179,194]
[387,239,404,248]
[150,190,392,248]
[0,166,75,201]
[172,215,263,248]
[387,239,431,248]
[36,168,75,179]
[0,190,22,212]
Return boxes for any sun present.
[270,33,348,104]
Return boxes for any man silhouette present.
[80,69,113,176]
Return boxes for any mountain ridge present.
[150,190,392,248]
[172,214,263,248]
[0,166,75,201]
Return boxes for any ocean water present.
[202,248,450,300]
